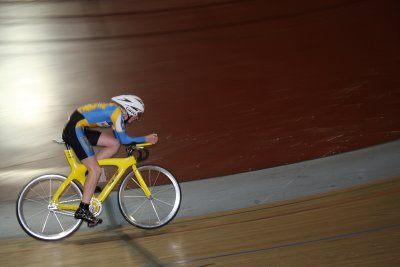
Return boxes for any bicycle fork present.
[132,165,152,198]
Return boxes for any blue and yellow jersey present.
[76,102,145,144]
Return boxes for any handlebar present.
[125,142,152,161]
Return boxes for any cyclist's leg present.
[85,130,119,184]
[77,129,106,194]
[63,117,103,226]
[76,155,103,226]
[95,132,120,160]
[73,143,103,226]
[81,156,101,203]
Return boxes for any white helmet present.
[111,95,145,117]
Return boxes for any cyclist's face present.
[126,115,138,124]
[122,108,140,124]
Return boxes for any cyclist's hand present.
[145,133,158,144]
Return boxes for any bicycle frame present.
[51,144,152,211]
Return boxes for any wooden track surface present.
[1,176,399,266]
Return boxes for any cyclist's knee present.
[98,134,120,155]
[109,138,120,152]
[82,157,102,177]
[87,165,101,178]
[98,133,119,148]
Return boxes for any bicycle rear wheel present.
[16,174,83,241]
[118,165,181,229]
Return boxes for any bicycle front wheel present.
[118,165,181,229]
[16,174,83,241]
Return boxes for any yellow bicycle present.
[16,141,182,241]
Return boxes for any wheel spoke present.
[150,200,161,223]
[41,211,51,233]
[53,210,75,217]
[129,198,147,217]
[152,171,161,189]
[152,185,174,196]
[38,181,50,200]
[152,197,174,207]
[28,186,50,204]
[60,184,74,200]
[49,179,52,199]
[25,207,49,220]
[24,197,48,205]
[52,211,65,232]
[148,169,151,188]
[129,177,141,189]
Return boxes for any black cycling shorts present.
[62,110,102,161]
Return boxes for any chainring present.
[89,197,103,217]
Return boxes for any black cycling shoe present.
[74,207,103,227]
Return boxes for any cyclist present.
[62,95,158,227]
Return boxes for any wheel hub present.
[48,202,58,211]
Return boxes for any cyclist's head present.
[111,95,145,117]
